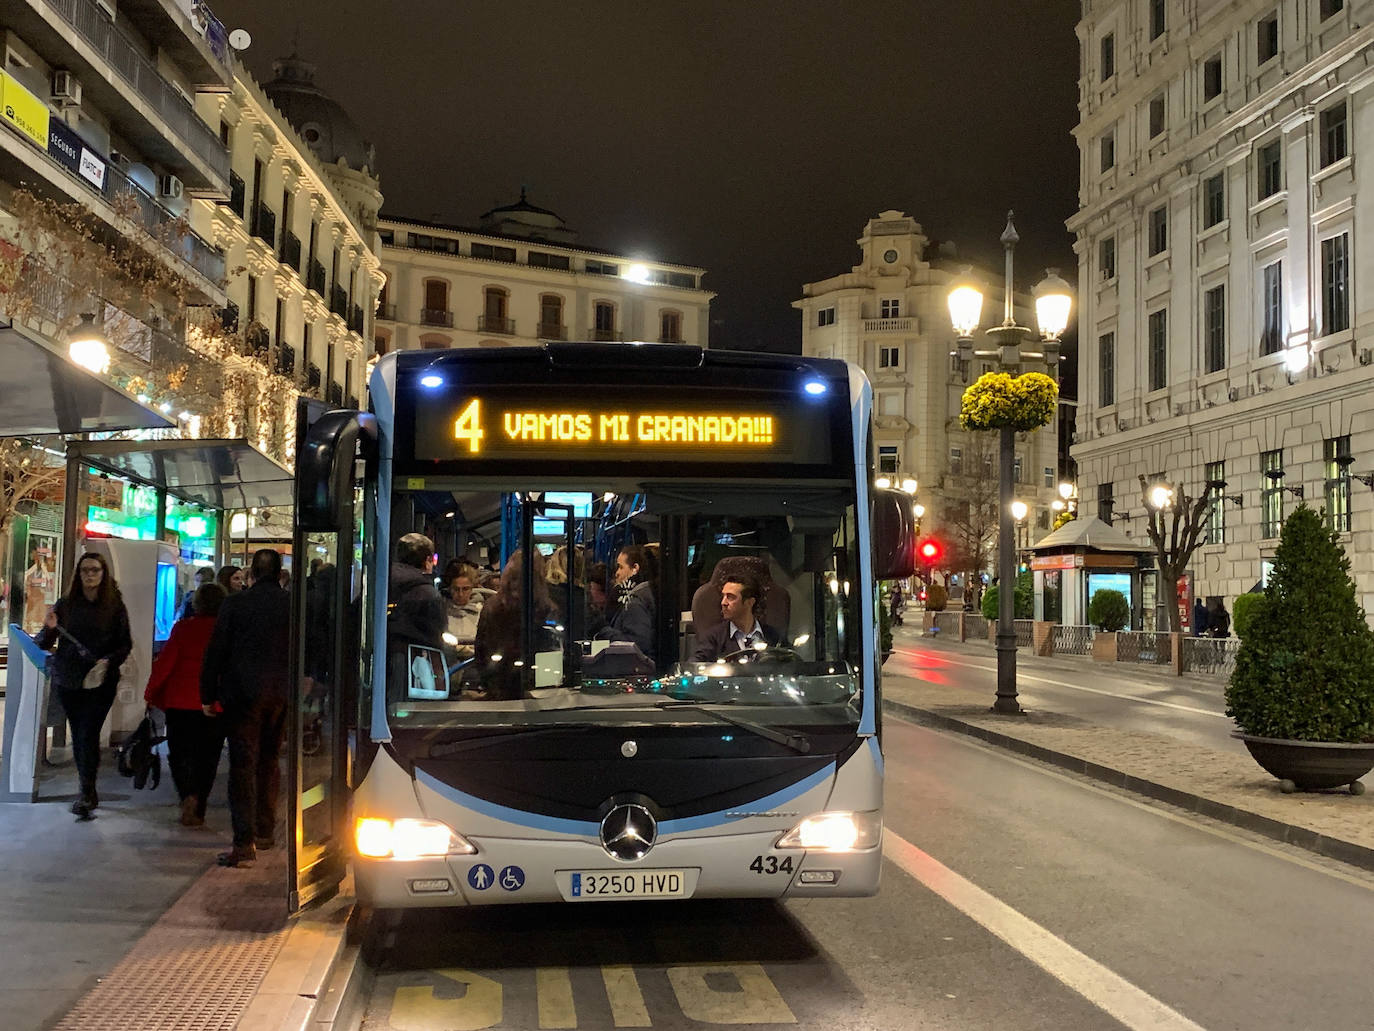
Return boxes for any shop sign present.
[47,119,108,192]
[0,71,50,150]
[1031,553,1081,571]
[1177,573,1192,632]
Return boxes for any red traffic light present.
[918,539,941,563]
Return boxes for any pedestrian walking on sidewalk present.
[1208,599,1231,638]
[35,552,132,820]
[1192,599,1209,637]
[200,549,291,868]
[145,582,227,827]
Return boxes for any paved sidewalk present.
[882,630,1374,872]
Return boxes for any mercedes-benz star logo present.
[600,803,657,861]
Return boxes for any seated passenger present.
[474,549,557,699]
[692,570,781,661]
[596,545,656,660]
[444,570,484,656]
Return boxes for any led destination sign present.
[412,390,835,465]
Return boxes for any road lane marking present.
[667,964,797,1024]
[894,648,1229,718]
[390,968,503,1030]
[884,831,1208,1031]
[537,967,577,1028]
[601,964,652,1027]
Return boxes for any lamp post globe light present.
[947,212,1073,715]
[67,312,112,375]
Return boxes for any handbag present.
[55,623,110,691]
[116,709,164,790]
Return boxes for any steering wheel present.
[717,646,803,664]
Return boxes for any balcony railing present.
[421,308,454,327]
[349,304,365,334]
[326,383,343,406]
[279,230,301,272]
[345,393,359,410]
[251,202,276,248]
[307,260,326,296]
[478,315,514,335]
[44,0,231,187]
[377,303,396,321]
[101,157,224,284]
[589,328,623,342]
[306,362,322,390]
[244,322,269,360]
[863,317,917,333]
[274,346,296,378]
[658,334,684,344]
[329,285,349,318]
[537,321,566,340]
[225,171,245,220]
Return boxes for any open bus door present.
[289,400,375,910]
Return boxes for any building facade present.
[1069,0,1374,615]
[795,211,1062,580]
[375,196,712,354]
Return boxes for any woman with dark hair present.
[36,552,133,818]
[216,565,244,594]
[474,550,557,699]
[596,544,657,659]
[146,582,227,826]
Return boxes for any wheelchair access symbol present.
[498,865,525,891]
[467,864,495,891]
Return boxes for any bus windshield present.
[383,478,863,731]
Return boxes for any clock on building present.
[882,249,899,264]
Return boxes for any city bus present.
[290,342,916,908]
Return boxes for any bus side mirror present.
[297,408,377,531]
[872,488,917,580]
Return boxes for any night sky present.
[211,0,1082,357]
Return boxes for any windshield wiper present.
[429,724,593,758]
[654,700,812,754]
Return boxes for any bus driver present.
[692,570,780,661]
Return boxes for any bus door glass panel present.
[299,530,343,860]
[531,497,576,690]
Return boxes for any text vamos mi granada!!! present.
[499,411,776,446]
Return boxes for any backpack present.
[116,710,165,790]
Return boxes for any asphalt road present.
[352,714,1374,1030]
[888,634,1240,752]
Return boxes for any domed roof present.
[261,55,377,176]
[478,188,575,244]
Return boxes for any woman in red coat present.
[145,582,226,826]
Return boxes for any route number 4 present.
[454,399,484,453]
[749,855,794,875]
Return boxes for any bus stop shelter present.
[1028,516,1154,628]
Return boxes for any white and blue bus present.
[290,342,916,908]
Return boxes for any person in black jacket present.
[596,545,657,660]
[692,571,781,661]
[36,551,132,819]
[200,549,291,868]
[387,533,447,694]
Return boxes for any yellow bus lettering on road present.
[537,967,576,1028]
[389,968,502,1030]
[601,964,651,1027]
[667,963,796,1024]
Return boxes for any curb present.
[883,698,1374,875]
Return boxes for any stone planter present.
[1091,631,1118,662]
[1032,621,1055,657]
[1235,733,1374,794]
[923,611,937,633]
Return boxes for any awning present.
[75,438,294,510]
[0,323,174,437]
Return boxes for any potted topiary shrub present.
[925,583,948,611]
[1225,506,1374,793]
[1088,588,1129,662]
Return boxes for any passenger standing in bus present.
[146,582,226,826]
[388,533,447,668]
[201,549,291,868]
[474,549,556,698]
[36,552,133,819]
[444,570,484,656]
[216,565,244,595]
[597,545,657,659]
[585,561,609,637]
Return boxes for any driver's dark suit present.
[691,619,781,661]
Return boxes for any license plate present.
[566,869,689,900]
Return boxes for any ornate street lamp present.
[67,313,112,375]
[948,212,1074,715]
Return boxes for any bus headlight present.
[354,817,477,859]
[775,811,881,852]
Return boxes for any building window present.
[1014,456,1023,484]
[949,447,963,476]
[1149,94,1166,139]
[1204,461,1226,544]
[880,298,901,318]
[373,333,389,356]
[1324,435,1352,532]
[1100,237,1116,280]
[1319,101,1348,167]
[1257,11,1279,64]
[1099,332,1115,406]
[1321,0,1344,20]
[1101,33,1115,81]
[878,446,899,474]
[471,242,516,262]
[1321,233,1350,336]
[1098,482,1114,525]
[1261,261,1283,355]
[817,307,836,327]
[1257,140,1283,200]
[527,250,571,270]
[1261,449,1283,538]
[1150,0,1166,38]
[1044,467,1055,488]
[660,310,683,343]
[1148,309,1168,390]
[539,294,564,337]
[1148,205,1168,256]
[594,301,616,340]
[1203,173,1225,228]
[1204,285,1226,373]
[1203,54,1223,101]
[878,346,900,369]
[1100,131,1115,172]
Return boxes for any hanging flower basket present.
[959,371,1058,432]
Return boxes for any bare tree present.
[1138,474,1219,633]
[941,430,1000,600]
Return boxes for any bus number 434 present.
[749,855,794,874]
